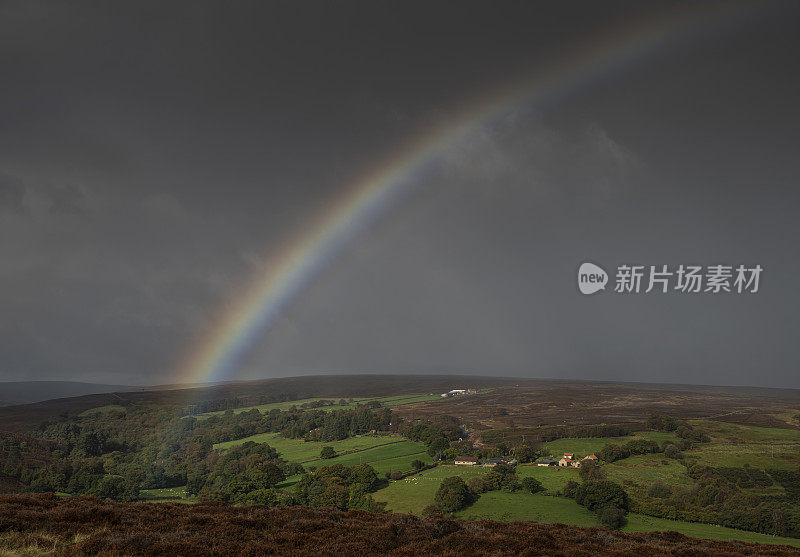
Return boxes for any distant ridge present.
[0,381,133,407]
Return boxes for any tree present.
[433,476,474,513]
[411,459,426,470]
[598,444,630,463]
[597,506,627,529]
[578,461,606,482]
[320,446,336,459]
[76,428,105,457]
[574,481,630,512]
[647,481,671,499]
[427,436,450,457]
[663,444,682,459]
[563,480,580,498]
[95,475,126,501]
[624,439,660,455]
[647,413,678,432]
[520,477,544,494]
[514,446,535,463]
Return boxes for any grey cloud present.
[0,0,798,387]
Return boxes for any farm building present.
[483,458,506,467]
[535,457,557,467]
[441,389,468,398]
[559,454,577,467]
[454,456,479,465]
[581,454,599,463]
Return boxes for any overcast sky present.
[0,1,798,388]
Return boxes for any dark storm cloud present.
[0,0,798,387]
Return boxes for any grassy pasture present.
[685,442,799,470]
[214,432,400,460]
[692,420,800,444]
[140,486,193,503]
[375,465,490,514]
[304,442,430,474]
[623,513,800,547]
[603,454,694,490]
[214,432,431,475]
[542,432,680,458]
[375,464,800,547]
[680,420,800,469]
[456,492,598,526]
[374,464,579,514]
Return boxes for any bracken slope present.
[0,495,798,556]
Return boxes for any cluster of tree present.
[635,465,800,537]
[192,406,392,445]
[14,401,391,501]
[467,463,521,494]
[598,440,660,463]
[400,415,463,458]
[646,414,680,432]
[481,424,633,446]
[430,438,545,464]
[424,476,476,514]
[598,423,708,464]
[292,463,385,512]
[186,442,301,505]
[423,465,545,516]
[647,414,711,444]
[564,478,630,529]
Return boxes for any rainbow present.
[175,2,752,386]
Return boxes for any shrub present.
[578,462,606,482]
[514,446,535,463]
[520,477,544,494]
[663,444,682,459]
[320,446,336,459]
[647,414,679,432]
[624,439,660,456]
[598,443,630,463]
[411,459,425,470]
[574,481,630,512]
[427,436,450,457]
[432,476,474,513]
[467,477,486,493]
[563,480,580,498]
[597,505,627,529]
[647,481,671,499]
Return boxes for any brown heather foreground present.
[1,495,798,557]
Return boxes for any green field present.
[198,393,443,418]
[683,421,800,470]
[374,464,800,546]
[215,432,431,474]
[685,442,800,470]
[306,442,431,474]
[624,513,800,547]
[456,492,598,526]
[692,421,800,444]
[374,464,580,514]
[215,432,399,460]
[542,432,680,458]
[140,486,194,503]
[604,453,695,490]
